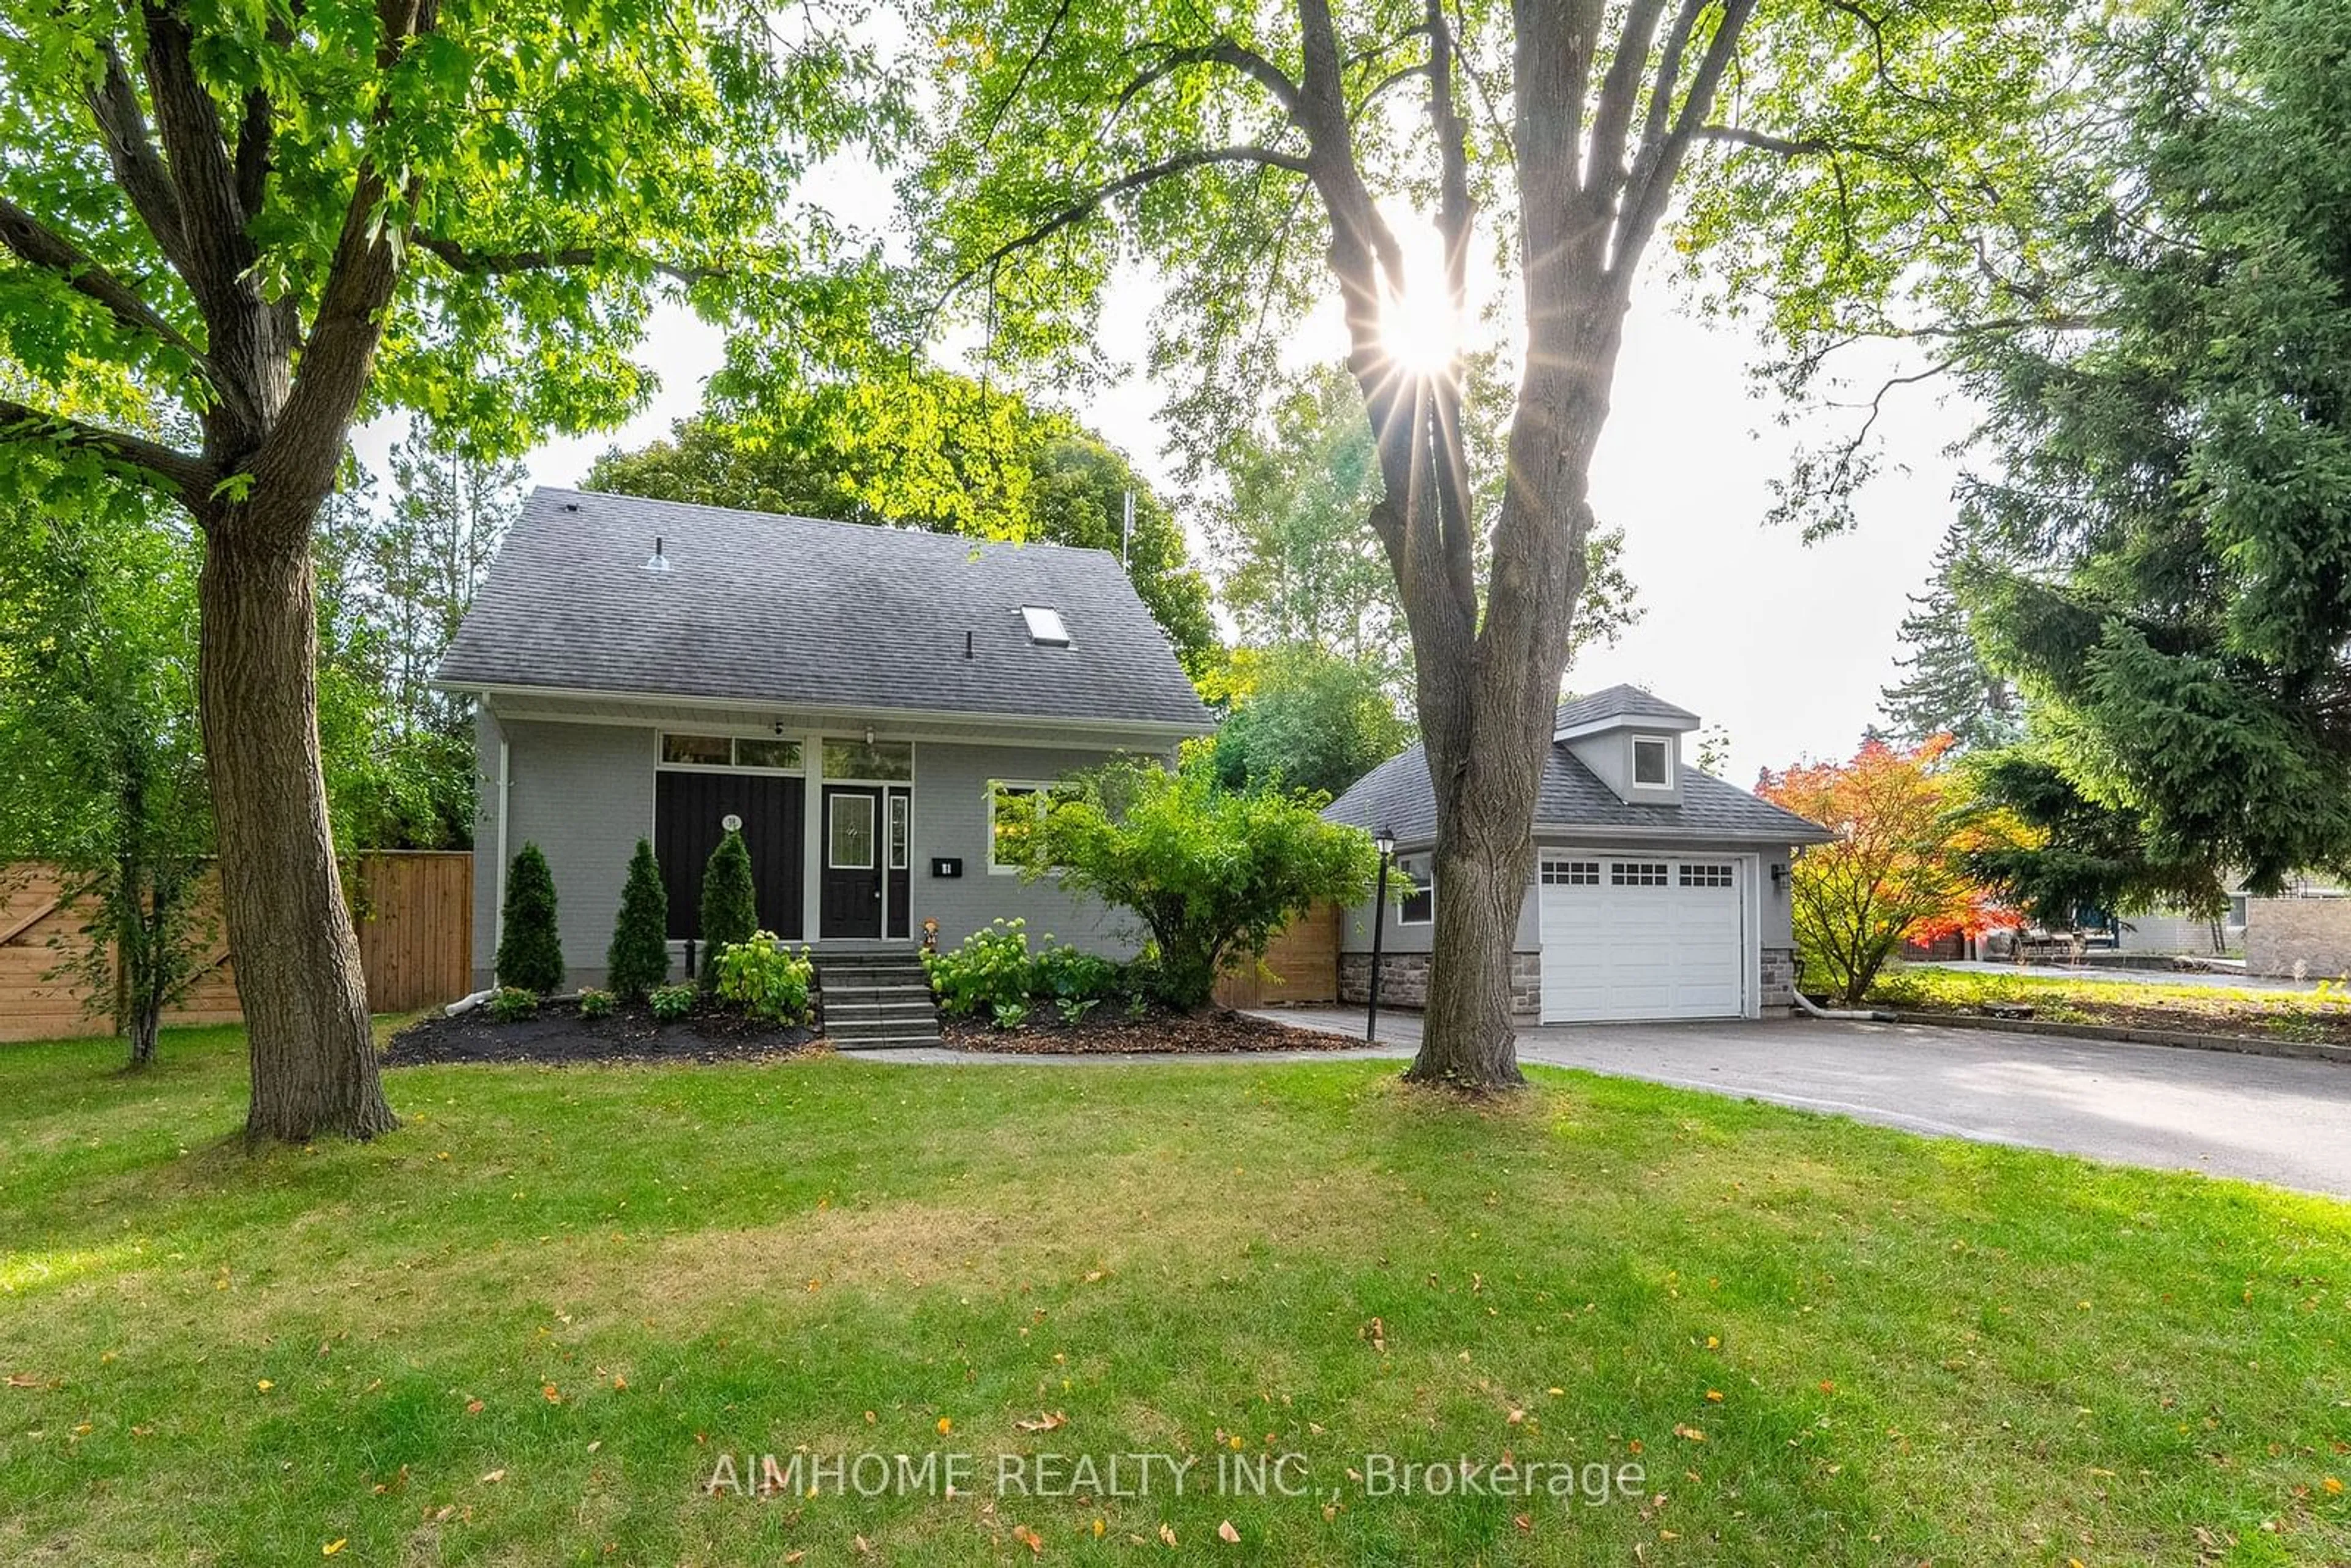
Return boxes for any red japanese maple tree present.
[1758,736,2024,1004]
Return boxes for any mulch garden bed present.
[942,1005,1359,1055]
[385,998,820,1067]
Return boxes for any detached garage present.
[1324,687,1831,1025]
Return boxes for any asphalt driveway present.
[1259,1007,2351,1200]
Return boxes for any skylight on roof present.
[1021,605,1071,647]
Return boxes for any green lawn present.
[1869,963,2351,1045]
[4,1028,2348,1566]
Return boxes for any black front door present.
[821,786,883,938]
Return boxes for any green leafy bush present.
[487,986,539,1022]
[648,983,697,1021]
[495,842,566,994]
[1056,996,1098,1026]
[991,999,1029,1030]
[923,918,1035,1017]
[606,839,670,1000]
[1004,748,1381,1007]
[713,932,816,1024]
[577,988,616,1019]
[697,829,757,991]
[1032,939,1117,1003]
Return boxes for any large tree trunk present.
[200,516,395,1141]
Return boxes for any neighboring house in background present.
[1322,686,1832,1024]
[436,487,1210,990]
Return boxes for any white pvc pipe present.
[1791,987,1892,1022]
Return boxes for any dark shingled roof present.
[1554,683,1700,729]
[1324,741,1832,846]
[437,487,1212,730]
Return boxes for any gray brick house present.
[436,487,1210,991]
[1322,687,1832,1024]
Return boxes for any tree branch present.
[140,2,255,309]
[0,197,201,359]
[408,233,721,287]
[1123,38,1307,122]
[0,398,216,505]
[82,41,189,277]
[936,145,1313,313]
[1613,0,1758,276]
[980,0,1076,149]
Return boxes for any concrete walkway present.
[872,1008,2351,1199]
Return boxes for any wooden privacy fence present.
[1211,901,1341,1010]
[0,851,472,1044]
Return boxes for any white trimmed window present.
[1632,735,1673,787]
[1679,862,1734,888]
[1541,858,1600,886]
[988,781,1052,872]
[1611,861,1670,887]
[1397,853,1434,924]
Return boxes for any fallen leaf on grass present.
[783,1554,805,1565]
[481,1469,507,1484]
[1016,1412,1068,1432]
[1218,1521,1241,1544]
[853,1535,872,1555]
[322,1541,346,1557]
[465,1400,484,1416]
[1672,1424,1707,1442]
[2325,1476,2344,1496]
[1013,1523,1044,1555]
[1706,1390,1724,1403]
[542,1384,562,1404]
[1158,1523,1178,1547]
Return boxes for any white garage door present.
[1538,854,1747,1022]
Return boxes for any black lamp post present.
[1367,826,1395,1043]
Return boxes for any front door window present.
[830,793,876,869]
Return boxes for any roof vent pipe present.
[964,630,973,659]
[644,535,670,573]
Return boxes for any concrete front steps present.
[816,953,940,1049]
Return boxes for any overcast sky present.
[359,187,1965,787]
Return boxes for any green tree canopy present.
[587,370,1219,678]
[1207,643,1413,799]
[1942,0,2351,890]
[0,0,893,1139]
[0,497,212,1066]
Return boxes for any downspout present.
[1791,988,1892,1023]
[494,737,511,948]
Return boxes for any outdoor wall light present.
[1771,861,1789,892]
[1373,827,1396,858]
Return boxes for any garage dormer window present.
[1632,735,1673,788]
[1021,606,1071,647]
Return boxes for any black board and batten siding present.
[653,771,806,940]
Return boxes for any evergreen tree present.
[495,843,566,994]
[1944,0,2351,886]
[1880,523,2023,753]
[606,840,671,1000]
[697,831,758,988]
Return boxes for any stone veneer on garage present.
[1340,951,1542,1019]
[1343,946,1801,1021]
